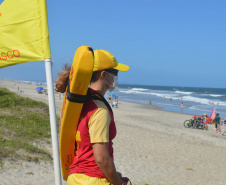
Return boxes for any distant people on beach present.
[108,95,111,102]
[208,101,214,105]
[202,113,208,123]
[108,95,119,108]
[213,113,221,134]
[116,96,118,108]
[108,95,112,104]
[149,100,152,105]
[113,101,117,107]
[181,102,184,113]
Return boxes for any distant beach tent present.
[0,0,61,184]
[110,93,117,99]
[36,87,44,91]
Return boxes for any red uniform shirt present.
[69,89,117,178]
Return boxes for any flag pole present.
[45,58,62,185]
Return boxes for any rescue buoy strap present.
[66,80,88,103]
[66,78,112,113]
[67,92,87,103]
[90,93,113,114]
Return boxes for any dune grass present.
[0,87,55,166]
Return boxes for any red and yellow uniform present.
[68,88,116,184]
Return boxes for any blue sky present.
[0,0,226,88]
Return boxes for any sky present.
[0,0,226,88]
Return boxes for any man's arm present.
[92,142,122,185]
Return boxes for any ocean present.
[17,80,226,119]
[106,84,226,119]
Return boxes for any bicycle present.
[184,119,194,128]
[184,117,208,130]
[196,118,208,130]
[198,120,208,130]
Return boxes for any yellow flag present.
[0,0,51,68]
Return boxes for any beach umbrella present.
[36,87,44,91]
[110,93,117,99]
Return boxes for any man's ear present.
[100,71,106,79]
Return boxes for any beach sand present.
[0,80,226,185]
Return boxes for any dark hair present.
[90,71,102,83]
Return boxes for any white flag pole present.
[45,58,62,185]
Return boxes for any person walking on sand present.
[56,49,130,185]
[181,102,184,113]
[213,113,221,134]
[213,113,221,133]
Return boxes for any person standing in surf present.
[181,102,184,113]
[56,49,130,185]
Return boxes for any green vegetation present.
[0,87,54,166]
